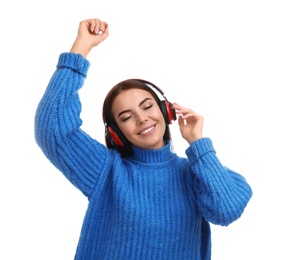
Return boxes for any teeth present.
[140,126,154,135]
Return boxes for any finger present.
[90,19,101,34]
[181,112,197,119]
[172,102,183,110]
[88,19,107,34]
[176,108,194,116]
[85,19,97,32]
[178,115,187,126]
[100,22,108,33]
[173,107,191,115]
[185,114,203,125]
[172,103,193,115]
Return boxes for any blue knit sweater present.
[34,53,252,260]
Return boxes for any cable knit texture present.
[34,52,252,260]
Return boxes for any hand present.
[172,102,204,144]
[70,18,109,57]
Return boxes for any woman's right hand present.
[70,18,109,57]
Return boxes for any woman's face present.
[112,88,166,150]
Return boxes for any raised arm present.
[34,19,110,197]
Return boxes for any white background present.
[1,0,280,259]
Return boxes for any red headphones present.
[102,79,177,149]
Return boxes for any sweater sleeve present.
[186,137,252,226]
[34,52,111,197]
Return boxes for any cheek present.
[155,109,165,123]
[117,122,133,138]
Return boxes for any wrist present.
[187,135,203,145]
[70,39,92,58]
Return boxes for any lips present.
[139,125,155,135]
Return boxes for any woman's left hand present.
[172,103,204,144]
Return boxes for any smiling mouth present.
[139,125,155,135]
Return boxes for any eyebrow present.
[117,97,152,118]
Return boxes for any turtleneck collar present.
[129,141,175,164]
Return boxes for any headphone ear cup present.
[106,124,128,148]
[160,100,177,125]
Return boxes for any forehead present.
[112,88,155,109]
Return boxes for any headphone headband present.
[135,79,167,100]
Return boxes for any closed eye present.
[121,115,132,122]
[144,104,153,110]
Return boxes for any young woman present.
[34,18,252,260]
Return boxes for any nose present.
[136,112,148,125]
